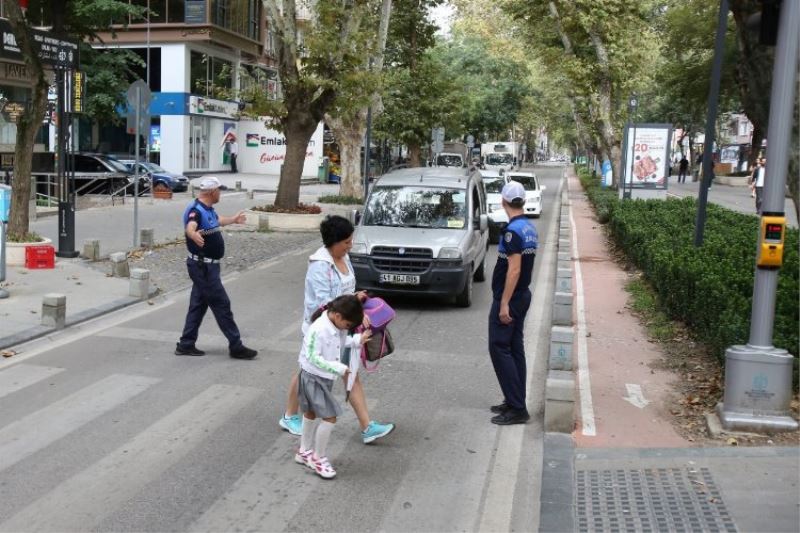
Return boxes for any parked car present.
[119,160,189,192]
[70,153,147,195]
[480,169,509,243]
[350,167,489,307]
[506,171,545,217]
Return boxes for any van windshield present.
[486,153,513,165]
[364,186,467,229]
[436,154,463,167]
[483,177,505,194]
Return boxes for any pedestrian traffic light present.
[756,215,786,268]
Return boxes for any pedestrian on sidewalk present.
[678,155,689,183]
[752,157,767,213]
[278,215,395,443]
[229,138,238,173]
[487,181,538,425]
[175,176,258,359]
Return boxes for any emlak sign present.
[239,120,323,176]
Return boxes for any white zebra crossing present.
[0,372,159,473]
[0,383,261,532]
[0,364,64,400]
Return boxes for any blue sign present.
[0,184,10,223]
[601,159,613,188]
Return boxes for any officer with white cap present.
[487,180,538,425]
[176,176,257,359]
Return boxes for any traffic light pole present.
[716,0,799,432]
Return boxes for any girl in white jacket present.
[295,295,371,479]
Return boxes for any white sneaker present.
[310,456,337,479]
[294,449,314,469]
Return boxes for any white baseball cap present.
[199,176,223,190]
[501,181,526,203]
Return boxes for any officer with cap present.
[176,176,258,359]
[488,180,538,424]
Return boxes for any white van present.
[350,167,489,307]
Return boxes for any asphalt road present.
[0,164,563,532]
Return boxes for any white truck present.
[435,141,469,168]
[481,141,520,173]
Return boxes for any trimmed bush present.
[576,165,798,362]
[317,195,363,205]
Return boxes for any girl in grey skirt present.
[295,295,371,479]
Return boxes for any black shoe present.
[490,402,512,414]
[230,345,258,359]
[175,344,206,356]
[491,409,530,425]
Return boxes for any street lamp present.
[623,93,638,199]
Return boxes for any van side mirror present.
[478,214,488,232]
[540,185,547,191]
[349,209,362,225]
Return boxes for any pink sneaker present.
[310,456,337,479]
[294,449,314,469]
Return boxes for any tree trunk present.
[338,132,364,198]
[407,143,422,167]
[274,117,318,208]
[4,0,49,239]
[749,122,763,168]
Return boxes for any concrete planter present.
[5,237,53,266]
[245,210,324,232]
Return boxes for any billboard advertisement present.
[238,120,323,176]
[622,123,672,189]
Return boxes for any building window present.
[211,0,261,41]
[240,65,281,101]
[168,0,185,22]
[190,51,235,98]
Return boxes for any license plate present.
[379,273,420,285]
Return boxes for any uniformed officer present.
[175,176,257,359]
[488,180,538,425]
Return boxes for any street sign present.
[126,80,151,135]
[0,20,78,69]
[466,134,475,148]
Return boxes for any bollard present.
[191,184,196,198]
[235,180,242,192]
[552,291,574,326]
[41,293,66,329]
[110,252,130,278]
[557,251,571,263]
[247,189,254,200]
[556,267,573,293]
[140,228,154,248]
[129,268,150,299]
[549,325,575,370]
[545,370,575,433]
[559,227,570,240]
[82,239,100,261]
[256,213,270,232]
[558,238,571,251]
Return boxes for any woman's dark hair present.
[320,215,354,248]
[310,294,364,325]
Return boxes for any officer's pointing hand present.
[234,211,246,224]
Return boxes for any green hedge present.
[576,166,799,362]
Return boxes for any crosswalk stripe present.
[96,326,228,346]
[0,383,261,533]
[0,364,64,400]
[377,408,497,532]
[190,401,370,532]
[0,373,159,473]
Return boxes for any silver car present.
[351,167,489,307]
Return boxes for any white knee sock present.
[300,416,317,452]
[314,420,335,459]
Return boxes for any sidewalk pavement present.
[1,179,346,351]
[539,167,799,532]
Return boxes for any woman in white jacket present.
[279,216,395,444]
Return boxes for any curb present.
[539,433,576,533]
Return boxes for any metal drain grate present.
[576,467,737,533]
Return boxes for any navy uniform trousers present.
[488,289,532,412]
[179,259,242,349]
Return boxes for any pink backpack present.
[358,297,396,371]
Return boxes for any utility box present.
[0,184,10,222]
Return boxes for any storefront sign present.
[2,101,25,123]
[185,0,207,23]
[188,95,239,119]
[239,119,323,177]
[0,19,78,69]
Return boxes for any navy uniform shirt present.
[183,200,225,259]
[491,215,538,299]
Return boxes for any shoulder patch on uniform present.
[504,232,513,243]
[188,212,197,219]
